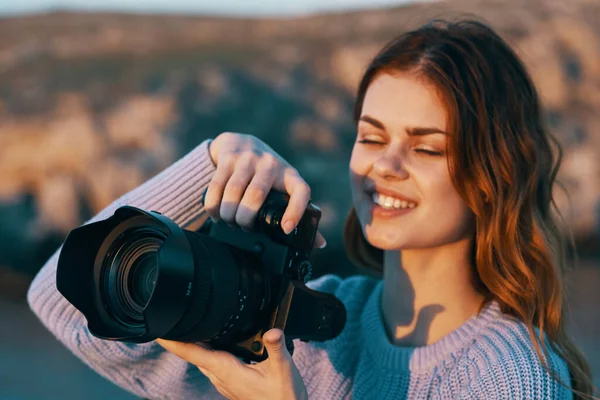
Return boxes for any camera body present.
[56,190,346,362]
[195,191,325,359]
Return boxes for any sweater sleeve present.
[27,139,228,400]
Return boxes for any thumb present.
[263,329,290,362]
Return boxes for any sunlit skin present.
[349,72,486,346]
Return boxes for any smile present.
[372,192,417,210]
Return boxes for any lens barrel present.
[101,217,270,344]
[57,207,271,345]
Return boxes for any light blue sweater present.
[27,139,573,399]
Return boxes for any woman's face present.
[349,72,474,250]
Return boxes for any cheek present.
[349,146,365,172]
[428,179,474,234]
[349,147,368,187]
[421,170,473,224]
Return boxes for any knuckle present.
[298,183,311,198]
[218,131,233,140]
[218,152,235,167]
[209,177,227,189]
[245,184,269,202]
[225,180,248,195]
[238,151,256,166]
[260,153,278,168]
[287,166,300,176]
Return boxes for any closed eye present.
[357,139,384,145]
[414,148,443,156]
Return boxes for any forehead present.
[360,72,449,132]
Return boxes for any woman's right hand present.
[205,132,326,248]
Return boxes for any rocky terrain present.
[0,0,599,284]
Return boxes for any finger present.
[156,339,210,367]
[235,163,278,230]
[204,156,235,222]
[156,339,238,373]
[263,328,291,366]
[220,154,255,225]
[278,170,311,235]
[313,231,327,249]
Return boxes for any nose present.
[373,149,409,180]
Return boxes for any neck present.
[381,237,486,347]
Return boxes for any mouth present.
[365,189,418,211]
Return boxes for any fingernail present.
[318,238,327,249]
[282,220,294,235]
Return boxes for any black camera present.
[56,190,346,362]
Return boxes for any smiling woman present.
[350,73,471,253]
[344,19,598,398]
[28,18,597,400]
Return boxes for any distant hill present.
[0,0,599,277]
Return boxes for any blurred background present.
[0,0,598,398]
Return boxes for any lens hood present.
[57,206,196,342]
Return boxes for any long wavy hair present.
[343,19,597,398]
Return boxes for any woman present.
[28,19,597,399]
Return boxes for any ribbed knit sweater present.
[27,139,573,399]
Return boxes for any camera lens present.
[94,216,270,345]
[161,230,269,344]
[129,249,158,309]
[102,228,165,328]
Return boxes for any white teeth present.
[371,192,416,210]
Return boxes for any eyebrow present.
[359,115,448,136]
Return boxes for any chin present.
[362,225,411,250]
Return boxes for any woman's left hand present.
[156,329,308,400]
